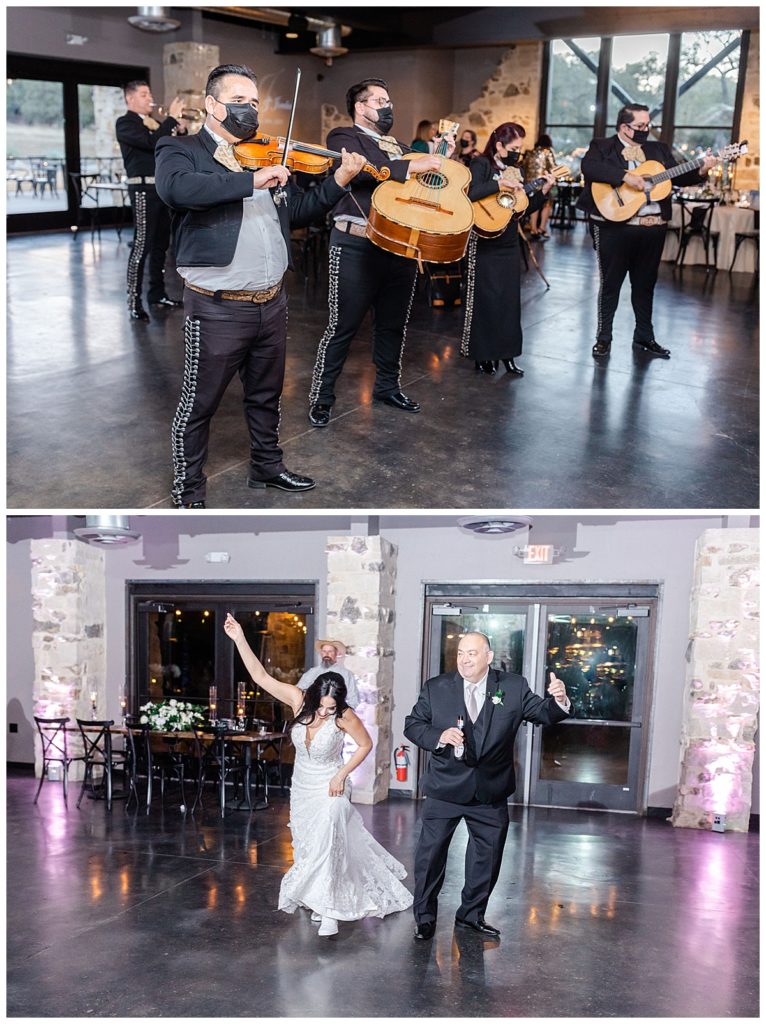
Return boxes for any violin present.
[234,132,390,181]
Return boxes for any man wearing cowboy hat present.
[298,638,360,708]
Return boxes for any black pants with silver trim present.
[590,220,667,344]
[309,229,418,408]
[126,185,171,307]
[171,288,287,506]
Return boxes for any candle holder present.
[119,696,128,724]
[209,685,217,724]
[89,691,98,721]
[236,681,246,729]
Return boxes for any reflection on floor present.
[7,226,759,508]
[8,770,758,1018]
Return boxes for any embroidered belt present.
[126,176,155,185]
[186,281,283,303]
[334,220,368,238]
[627,215,667,227]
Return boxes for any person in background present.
[298,639,360,708]
[454,128,479,167]
[411,119,437,153]
[523,133,557,239]
[115,80,187,321]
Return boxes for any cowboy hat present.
[315,638,347,656]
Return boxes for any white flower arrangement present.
[138,699,205,731]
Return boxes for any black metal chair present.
[75,719,129,811]
[729,209,759,274]
[675,196,719,272]
[194,723,251,818]
[33,716,85,805]
[124,718,154,814]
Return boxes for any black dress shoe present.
[592,340,611,357]
[150,296,183,308]
[455,917,500,937]
[374,391,420,413]
[501,358,524,377]
[180,501,206,509]
[247,469,316,492]
[309,404,332,427]
[475,360,497,376]
[414,922,435,940]
[128,306,150,321]
[633,338,671,358]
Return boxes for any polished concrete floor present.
[7,226,759,509]
[7,769,759,1018]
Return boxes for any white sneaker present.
[318,916,339,937]
[310,912,321,923]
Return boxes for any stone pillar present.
[735,31,759,192]
[670,528,759,832]
[30,540,107,779]
[325,536,397,805]
[163,41,220,132]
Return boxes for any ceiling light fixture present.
[127,6,181,32]
[457,515,533,535]
[73,515,142,547]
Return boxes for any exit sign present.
[523,544,554,564]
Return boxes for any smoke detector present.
[128,6,181,32]
[73,515,142,547]
[457,516,533,535]
[310,25,348,64]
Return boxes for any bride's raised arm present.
[223,613,304,715]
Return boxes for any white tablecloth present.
[662,203,758,272]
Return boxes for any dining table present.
[662,199,758,272]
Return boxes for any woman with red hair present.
[461,122,556,377]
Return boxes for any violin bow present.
[274,66,301,206]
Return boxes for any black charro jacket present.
[577,134,707,220]
[324,125,412,219]
[115,110,180,178]
[404,668,569,804]
[154,128,348,268]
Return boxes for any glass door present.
[529,603,654,812]
[6,78,68,216]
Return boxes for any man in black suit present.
[155,63,365,508]
[307,78,452,428]
[578,103,716,358]
[404,631,570,940]
[115,81,186,320]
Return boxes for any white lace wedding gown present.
[278,717,413,921]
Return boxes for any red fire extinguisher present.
[394,744,410,782]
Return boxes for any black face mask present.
[216,102,259,140]
[627,127,650,144]
[501,151,521,166]
[373,105,394,134]
[460,139,470,149]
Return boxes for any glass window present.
[547,37,600,128]
[673,30,741,155]
[78,83,127,187]
[608,34,669,133]
[145,605,217,705]
[6,78,67,214]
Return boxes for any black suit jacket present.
[154,128,348,268]
[115,111,179,178]
[325,125,412,219]
[404,668,569,804]
[577,135,706,220]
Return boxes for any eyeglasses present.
[365,97,393,109]
[629,123,652,131]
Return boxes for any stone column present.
[325,535,397,804]
[670,528,759,832]
[163,41,220,132]
[30,540,107,779]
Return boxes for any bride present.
[223,613,413,937]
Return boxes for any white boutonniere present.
[491,689,505,706]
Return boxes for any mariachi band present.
[116,62,732,507]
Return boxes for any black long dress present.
[461,155,546,362]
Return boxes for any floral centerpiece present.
[139,700,205,732]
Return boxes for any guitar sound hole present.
[416,171,447,190]
[497,193,517,209]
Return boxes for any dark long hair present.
[481,121,525,161]
[289,672,349,736]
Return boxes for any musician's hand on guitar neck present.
[699,154,718,176]
[498,177,524,192]
[623,172,647,191]
[434,131,457,158]
[540,172,557,195]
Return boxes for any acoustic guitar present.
[592,141,747,222]
[472,165,570,238]
[366,119,474,268]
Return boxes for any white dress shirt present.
[297,662,359,709]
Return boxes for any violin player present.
[307,78,455,428]
[154,63,366,509]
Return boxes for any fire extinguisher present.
[394,744,410,782]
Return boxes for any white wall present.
[6,515,759,814]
